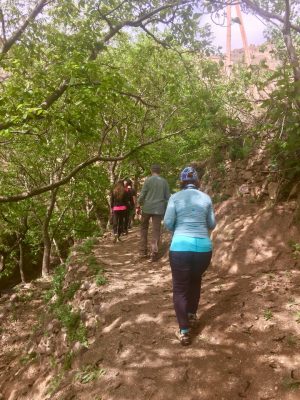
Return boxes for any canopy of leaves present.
[0,0,299,284]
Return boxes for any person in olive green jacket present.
[137,164,170,261]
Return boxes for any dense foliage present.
[0,0,299,283]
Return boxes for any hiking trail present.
[1,199,300,400]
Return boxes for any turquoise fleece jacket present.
[163,186,216,238]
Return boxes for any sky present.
[202,10,267,52]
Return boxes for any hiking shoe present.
[175,330,191,346]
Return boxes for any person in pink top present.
[110,180,130,242]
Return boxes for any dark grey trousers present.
[140,213,163,255]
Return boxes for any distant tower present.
[226,4,251,74]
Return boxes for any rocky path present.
[1,226,300,400]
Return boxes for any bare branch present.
[242,0,300,33]
[0,78,69,131]
[102,0,129,18]
[0,125,195,203]
[206,0,300,32]
[91,0,194,59]
[140,24,169,48]
[1,0,52,55]
[41,79,70,110]
[117,90,159,108]
[281,0,300,105]
[0,7,6,43]
[97,4,114,30]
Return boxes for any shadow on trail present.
[54,227,300,400]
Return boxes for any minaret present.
[235,4,251,65]
[226,3,251,71]
[226,4,232,73]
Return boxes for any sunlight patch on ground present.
[197,332,226,345]
[135,314,160,323]
[102,317,122,333]
[275,312,300,330]
[273,354,300,369]
[228,263,239,274]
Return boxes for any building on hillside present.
[231,43,280,70]
[209,43,280,71]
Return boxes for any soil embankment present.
[0,199,300,400]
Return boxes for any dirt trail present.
[1,214,300,400]
[57,229,300,400]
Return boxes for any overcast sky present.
[202,10,267,51]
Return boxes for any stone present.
[72,341,85,355]
[81,282,91,291]
[49,294,58,304]
[81,299,93,312]
[78,266,89,274]
[27,345,36,354]
[47,319,60,334]
[238,184,250,195]
[87,284,98,297]
[85,316,98,329]
[37,337,53,355]
[54,341,68,357]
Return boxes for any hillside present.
[1,197,300,400]
[0,2,300,398]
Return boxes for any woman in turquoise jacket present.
[164,166,216,345]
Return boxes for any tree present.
[0,1,225,278]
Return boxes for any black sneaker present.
[175,330,191,346]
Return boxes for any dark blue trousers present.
[169,251,212,330]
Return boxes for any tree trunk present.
[53,238,64,264]
[282,0,300,107]
[18,241,26,283]
[0,254,4,272]
[16,215,28,283]
[41,188,59,277]
[42,228,51,277]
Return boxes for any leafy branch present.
[0,0,54,55]
[0,125,195,203]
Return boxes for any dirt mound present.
[212,198,300,274]
[0,198,300,400]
